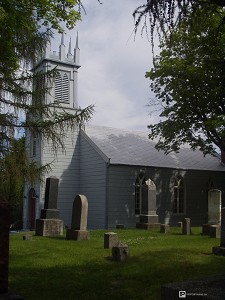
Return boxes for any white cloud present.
[53,0,160,132]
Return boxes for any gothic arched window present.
[173,176,185,214]
[135,172,146,215]
[54,71,70,103]
[30,134,37,157]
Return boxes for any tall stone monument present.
[208,189,221,224]
[212,207,225,256]
[202,189,221,235]
[136,178,160,229]
[66,194,89,240]
[35,177,63,236]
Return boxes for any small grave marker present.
[66,194,89,240]
[104,232,118,248]
[112,242,129,262]
[182,218,191,235]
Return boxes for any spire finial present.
[76,31,79,49]
[68,36,72,55]
[61,32,64,45]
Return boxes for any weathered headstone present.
[136,178,160,230]
[104,232,118,248]
[202,189,221,235]
[112,241,129,262]
[66,194,89,240]
[212,207,225,255]
[208,189,221,224]
[160,224,170,233]
[182,218,191,235]
[23,234,32,241]
[35,177,63,237]
[210,225,221,239]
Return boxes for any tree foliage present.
[0,137,51,225]
[0,0,94,201]
[133,0,225,40]
[146,5,225,155]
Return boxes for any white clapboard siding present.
[79,132,108,229]
[41,128,80,226]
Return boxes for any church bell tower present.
[23,33,82,229]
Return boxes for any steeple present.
[76,31,79,49]
[44,40,51,59]
[59,32,65,61]
[67,37,73,60]
[68,37,72,55]
[74,31,80,65]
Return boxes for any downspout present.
[105,158,110,229]
[221,149,225,165]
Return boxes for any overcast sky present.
[52,0,158,132]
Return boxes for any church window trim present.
[30,134,37,158]
[135,172,146,215]
[173,176,185,214]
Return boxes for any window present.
[173,176,185,214]
[54,71,70,103]
[30,135,37,157]
[135,172,146,215]
[33,73,45,104]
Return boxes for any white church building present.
[23,35,225,230]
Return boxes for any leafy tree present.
[134,0,225,38]
[0,1,94,202]
[146,6,225,155]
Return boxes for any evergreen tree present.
[0,0,94,203]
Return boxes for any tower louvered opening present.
[62,73,69,103]
[54,71,70,103]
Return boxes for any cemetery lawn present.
[9,227,225,300]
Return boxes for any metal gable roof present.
[82,125,225,171]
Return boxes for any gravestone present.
[66,194,89,240]
[212,207,225,255]
[160,224,170,233]
[136,179,160,230]
[210,225,221,239]
[182,218,191,235]
[208,189,221,224]
[104,232,118,248]
[35,177,63,236]
[112,242,129,262]
[202,189,221,235]
[23,234,32,241]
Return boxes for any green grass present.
[9,228,225,300]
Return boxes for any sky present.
[52,0,159,132]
